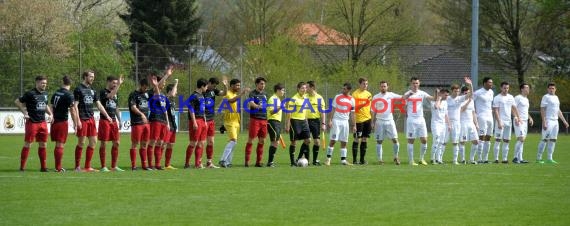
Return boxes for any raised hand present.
[166,64,174,77]
[464,76,472,85]
[119,75,124,85]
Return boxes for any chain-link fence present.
[1,37,568,135]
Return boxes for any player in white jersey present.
[430,89,450,164]
[459,86,479,164]
[513,83,533,163]
[536,83,569,164]
[325,83,356,166]
[473,77,494,163]
[403,77,436,165]
[447,77,473,163]
[492,82,521,163]
[371,81,402,165]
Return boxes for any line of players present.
[15,71,569,172]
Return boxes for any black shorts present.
[289,119,311,141]
[354,120,372,138]
[307,118,321,139]
[267,120,282,142]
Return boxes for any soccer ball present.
[297,158,309,167]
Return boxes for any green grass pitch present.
[1,132,569,225]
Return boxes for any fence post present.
[79,38,82,78]
[19,38,23,97]
[239,45,243,133]
[135,42,139,82]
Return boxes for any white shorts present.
[330,119,350,142]
[513,120,528,138]
[406,117,428,139]
[448,120,461,143]
[375,120,398,141]
[431,122,448,145]
[494,121,512,140]
[460,122,478,142]
[478,116,494,136]
[541,119,559,140]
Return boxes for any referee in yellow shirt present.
[352,78,373,164]
[266,83,285,167]
[306,81,326,165]
[285,82,312,166]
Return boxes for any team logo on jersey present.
[107,99,117,109]
[84,95,94,104]
[144,93,149,99]
[140,99,148,109]
[36,102,47,110]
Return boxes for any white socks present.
[537,140,546,160]
[407,144,414,163]
[502,142,509,161]
[547,142,556,160]
[221,140,236,163]
[376,144,383,161]
[340,148,347,158]
[493,141,501,161]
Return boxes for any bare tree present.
[324,0,417,70]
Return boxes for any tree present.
[431,0,568,85]
[535,0,570,78]
[121,0,202,70]
[323,0,418,70]
[219,0,305,47]
[0,0,73,56]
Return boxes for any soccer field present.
[1,133,569,225]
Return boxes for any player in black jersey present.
[203,77,228,168]
[97,76,124,172]
[184,78,209,169]
[15,75,53,172]
[49,75,79,172]
[73,70,112,172]
[128,78,152,170]
[146,67,172,170]
[244,77,268,167]
[162,80,179,169]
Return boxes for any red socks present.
[195,146,203,167]
[85,146,94,169]
[139,148,147,168]
[129,148,137,168]
[20,147,30,170]
[38,147,47,169]
[99,146,106,168]
[165,148,173,167]
[74,146,82,168]
[256,143,264,165]
[146,145,153,168]
[54,147,63,171]
[206,145,214,160]
[245,143,253,165]
[185,145,194,166]
[111,146,119,169]
[154,146,162,168]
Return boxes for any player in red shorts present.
[162,80,179,169]
[49,75,79,172]
[203,77,228,168]
[15,75,53,172]
[128,77,153,170]
[184,78,209,169]
[73,70,112,172]
[146,67,173,170]
[97,75,124,172]
[245,77,268,167]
